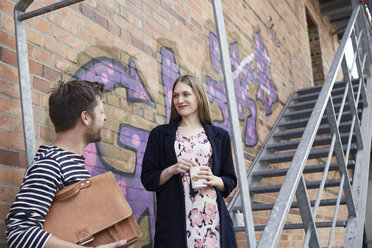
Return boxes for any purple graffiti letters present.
[255,32,278,115]
[230,42,258,147]
[73,56,156,108]
[205,76,232,135]
[160,47,181,123]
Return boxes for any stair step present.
[249,178,349,194]
[274,121,353,140]
[278,110,360,130]
[284,102,362,119]
[294,82,359,102]
[295,79,359,95]
[252,160,355,178]
[232,198,346,212]
[260,144,357,163]
[267,133,354,151]
[289,93,359,111]
[252,221,347,231]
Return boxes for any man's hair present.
[49,80,105,132]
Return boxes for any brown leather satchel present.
[44,172,142,247]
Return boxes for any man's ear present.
[81,111,91,125]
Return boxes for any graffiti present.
[206,76,231,134]
[207,32,275,146]
[72,56,155,246]
[68,28,278,246]
[265,16,282,48]
[160,47,181,123]
[255,32,278,115]
[230,42,258,146]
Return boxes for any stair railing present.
[257,4,372,247]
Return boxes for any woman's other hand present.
[197,167,225,192]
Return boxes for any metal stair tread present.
[249,178,350,194]
[284,101,362,119]
[232,198,346,212]
[273,121,353,140]
[278,110,359,129]
[289,93,359,110]
[252,160,355,178]
[295,79,360,95]
[260,144,357,163]
[252,221,347,231]
[267,133,354,151]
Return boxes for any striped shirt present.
[6,145,91,248]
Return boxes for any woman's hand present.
[168,158,197,176]
[96,240,127,248]
[197,167,225,192]
[159,159,197,186]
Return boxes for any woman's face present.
[173,82,199,119]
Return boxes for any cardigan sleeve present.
[219,129,238,198]
[141,127,167,192]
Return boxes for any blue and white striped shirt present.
[6,145,91,248]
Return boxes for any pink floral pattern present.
[175,130,220,248]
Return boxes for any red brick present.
[35,17,52,36]
[1,48,17,67]
[0,203,11,221]
[18,153,27,169]
[0,132,25,151]
[35,47,53,65]
[32,76,50,93]
[0,0,14,16]
[0,149,17,167]
[80,3,95,21]
[0,79,19,99]
[0,115,23,135]
[96,13,108,30]
[0,63,18,83]
[0,222,6,241]
[0,30,16,51]
[0,97,21,117]
[0,185,19,202]
[29,60,43,77]
[42,65,61,82]
[0,167,24,186]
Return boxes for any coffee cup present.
[189,166,207,189]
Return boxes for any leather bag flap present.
[44,172,133,244]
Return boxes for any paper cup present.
[189,166,207,189]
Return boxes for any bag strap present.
[55,179,91,201]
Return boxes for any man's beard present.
[84,125,102,143]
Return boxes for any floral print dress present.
[175,130,221,248]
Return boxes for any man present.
[6,80,126,248]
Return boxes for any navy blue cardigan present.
[141,121,238,248]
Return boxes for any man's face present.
[84,97,107,143]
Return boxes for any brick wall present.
[0,0,342,247]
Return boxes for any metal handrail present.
[257,5,371,247]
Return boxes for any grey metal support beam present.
[344,68,372,247]
[341,57,363,149]
[295,176,320,248]
[14,1,36,166]
[17,0,84,21]
[212,0,256,247]
[14,0,85,166]
[325,98,356,216]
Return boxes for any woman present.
[141,75,237,247]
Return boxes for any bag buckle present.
[76,228,94,245]
[79,236,94,245]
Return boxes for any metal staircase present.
[228,4,372,247]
